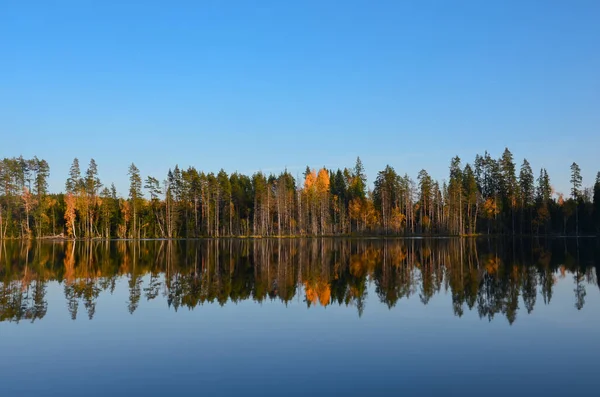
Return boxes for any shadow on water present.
[0,237,598,324]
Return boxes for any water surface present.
[1,238,599,396]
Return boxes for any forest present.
[0,148,599,238]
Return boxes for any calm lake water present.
[1,238,599,396]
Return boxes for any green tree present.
[499,148,518,234]
[373,165,401,233]
[330,169,348,233]
[128,163,143,238]
[594,172,600,233]
[217,169,232,236]
[350,156,367,201]
[99,186,117,238]
[570,162,582,236]
[145,176,164,237]
[82,159,102,237]
[85,159,102,196]
[448,156,463,235]
[534,168,552,234]
[31,157,50,236]
[418,169,433,233]
[537,168,551,203]
[65,158,82,194]
[519,159,534,234]
[462,164,478,234]
[230,172,253,235]
[32,157,50,199]
[183,167,202,237]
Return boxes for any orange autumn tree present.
[315,168,330,234]
[301,167,332,235]
[119,200,131,238]
[302,169,317,234]
[390,206,406,232]
[348,198,362,233]
[64,193,77,238]
[482,198,499,234]
[304,278,331,307]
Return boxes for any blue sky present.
[1,0,599,196]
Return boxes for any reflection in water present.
[0,238,598,324]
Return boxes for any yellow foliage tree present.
[349,199,362,231]
[119,200,131,238]
[316,168,331,234]
[65,193,77,238]
[363,198,378,229]
[303,169,317,192]
[483,198,499,219]
[390,207,406,232]
[316,168,330,194]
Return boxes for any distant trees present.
[0,157,56,238]
[0,151,598,238]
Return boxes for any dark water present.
[0,238,599,396]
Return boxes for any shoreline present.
[0,234,597,241]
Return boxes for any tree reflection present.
[0,238,598,323]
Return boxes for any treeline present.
[1,149,599,238]
[1,239,597,322]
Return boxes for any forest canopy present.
[0,149,599,238]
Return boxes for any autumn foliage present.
[0,152,599,238]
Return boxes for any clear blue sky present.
[1,0,599,196]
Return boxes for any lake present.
[1,238,599,396]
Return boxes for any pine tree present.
[330,169,348,233]
[570,162,582,236]
[83,158,102,237]
[145,176,164,237]
[217,169,232,236]
[351,157,367,201]
[462,164,478,234]
[448,156,463,235]
[418,169,433,233]
[570,162,582,199]
[65,158,82,194]
[537,168,552,203]
[593,172,600,234]
[128,163,142,238]
[373,165,400,234]
[31,157,50,236]
[519,159,534,234]
[499,148,517,234]
[85,159,102,196]
[33,157,50,198]
[535,168,552,234]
